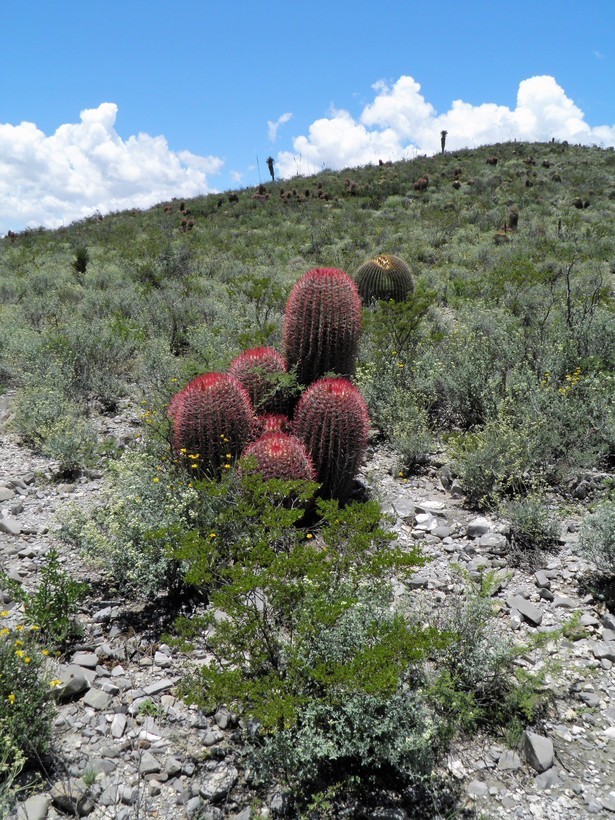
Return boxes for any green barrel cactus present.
[353,254,414,304]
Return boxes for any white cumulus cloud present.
[0,103,224,234]
[276,75,615,177]
[267,112,293,142]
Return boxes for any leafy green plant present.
[0,720,26,816]
[0,549,87,649]
[0,624,56,764]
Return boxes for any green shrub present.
[11,381,99,473]
[59,446,201,597]
[577,501,615,574]
[0,720,26,816]
[501,495,560,567]
[0,623,56,765]
[0,549,88,650]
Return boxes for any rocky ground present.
[0,392,614,820]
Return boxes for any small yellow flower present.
[49,679,62,688]
[306,533,313,539]
[223,464,231,469]
[153,477,160,483]
[15,625,24,632]
[41,649,50,656]
[180,448,187,454]
[191,464,198,469]
[0,611,9,617]
[209,533,216,538]
[24,657,31,664]
[225,453,232,459]
[14,640,23,647]
[0,628,9,637]
[7,693,15,705]
[29,625,40,631]
[15,649,25,658]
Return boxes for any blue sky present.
[1,0,614,233]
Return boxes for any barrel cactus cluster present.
[168,267,370,501]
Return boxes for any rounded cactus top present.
[229,347,289,413]
[353,253,414,304]
[242,432,316,481]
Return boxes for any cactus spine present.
[242,432,315,482]
[353,254,414,305]
[228,347,289,414]
[169,373,254,478]
[292,377,370,500]
[283,268,361,388]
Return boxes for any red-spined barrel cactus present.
[292,377,370,500]
[228,347,289,414]
[283,268,361,387]
[353,254,414,305]
[253,413,291,438]
[169,373,254,478]
[242,432,315,482]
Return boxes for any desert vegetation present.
[0,140,614,816]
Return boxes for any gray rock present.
[506,595,543,626]
[54,665,90,701]
[71,651,99,669]
[233,810,252,820]
[214,706,234,729]
[81,687,113,711]
[479,532,507,553]
[17,793,52,820]
[497,749,522,770]
[142,677,176,696]
[111,713,127,738]
[0,516,21,535]
[0,487,15,501]
[534,570,551,589]
[467,517,491,538]
[592,641,615,661]
[466,779,488,797]
[522,731,554,773]
[553,596,577,609]
[270,790,289,815]
[50,779,93,816]
[600,792,615,812]
[534,768,561,789]
[200,763,239,802]
[139,751,161,774]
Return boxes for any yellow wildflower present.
[41,649,50,656]
[7,693,15,705]
[49,679,62,688]
[0,611,9,617]
[153,477,160,483]
[24,657,31,664]
[15,649,25,658]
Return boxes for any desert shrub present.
[59,445,202,597]
[0,720,25,816]
[357,357,432,471]
[0,623,56,765]
[0,549,88,650]
[174,474,457,809]
[11,381,98,473]
[429,579,551,741]
[451,412,539,508]
[501,495,561,568]
[577,501,615,574]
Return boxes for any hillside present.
[0,142,614,818]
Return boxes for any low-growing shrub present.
[0,549,88,649]
[59,446,202,597]
[0,623,56,765]
[577,501,615,574]
[501,495,560,568]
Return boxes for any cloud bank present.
[276,75,615,177]
[0,103,223,234]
